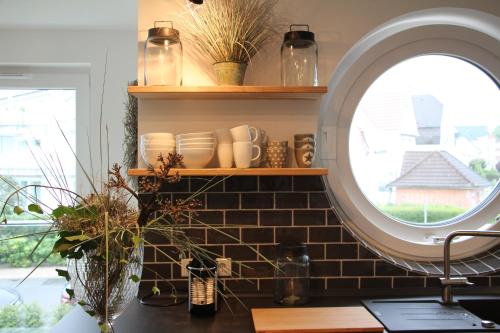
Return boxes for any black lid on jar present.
[277,242,308,257]
[283,24,315,48]
[147,21,180,45]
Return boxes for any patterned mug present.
[267,145,288,168]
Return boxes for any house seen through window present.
[349,55,500,225]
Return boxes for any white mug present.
[233,141,261,168]
[230,125,259,143]
[217,143,234,168]
[215,128,233,144]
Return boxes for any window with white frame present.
[0,68,88,331]
[349,55,499,226]
[320,8,500,261]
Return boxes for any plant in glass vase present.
[0,153,217,332]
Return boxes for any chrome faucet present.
[440,230,500,305]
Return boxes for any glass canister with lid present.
[274,242,310,305]
[144,21,183,86]
[281,24,318,86]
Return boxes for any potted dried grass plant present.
[184,0,277,85]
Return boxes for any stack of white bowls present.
[140,133,176,167]
[176,132,216,168]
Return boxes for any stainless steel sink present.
[362,297,500,332]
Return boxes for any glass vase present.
[68,243,143,332]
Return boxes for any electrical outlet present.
[216,257,231,277]
[180,258,192,277]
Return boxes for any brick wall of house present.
[395,188,483,208]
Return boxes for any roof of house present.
[387,151,491,189]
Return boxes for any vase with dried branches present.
[184,0,277,85]
[0,153,216,332]
[0,61,275,331]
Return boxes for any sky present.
[367,55,499,131]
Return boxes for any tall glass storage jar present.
[144,21,182,86]
[274,242,310,305]
[281,24,318,86]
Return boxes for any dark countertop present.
[51,294,364,333]
[51,288,500,333]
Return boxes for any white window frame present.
[0,64,90,207]
[318,8,500,261]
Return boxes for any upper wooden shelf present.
[128,168,327,177]
[127,86,327,100]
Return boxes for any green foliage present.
[51,304,73,325]
[0,176,19,219]
[379,204,467,223]
[0,226,65,268]
[27,204,43,215]
[469,158,499,184]
[0,305,22,328]
[0,303,57,329]
[13,206,24,215]
[0,177,37,222]
[52,229,98,260]
[152,286,161,295]
[493,125,500,141]
[123,80,138,173]
[65,288,74,300]
[55,269,70,281]
[21,303,44,328]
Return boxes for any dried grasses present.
[183,0,277,64]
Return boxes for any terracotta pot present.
[213,61,247,85]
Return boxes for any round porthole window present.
[349,54,499,226]
[319,8,500,261]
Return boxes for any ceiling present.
[0,0,137,30]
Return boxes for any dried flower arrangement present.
[0,69,273,333]
[0,154,211,332]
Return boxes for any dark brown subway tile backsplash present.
[139,175,498,295]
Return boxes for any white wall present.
[0,0,136,30]
[138,0,500,86]
[0,28,137,194]
[137,0,500,168]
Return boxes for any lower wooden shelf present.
[127,168,327,177]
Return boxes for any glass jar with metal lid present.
[281,24,318,86]
[144,21,183,86]
[274,242,310,305]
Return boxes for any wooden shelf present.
[128,168,327,177]
[127,86,327,100]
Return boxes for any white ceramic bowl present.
[177,137,216,144]
[177,147,214,168]
[141,133,175,141]
[141,138,176,145]
[176,132,214,140]
[178,143,215,149]
[141,147,176,166]
[142,143,176,150]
